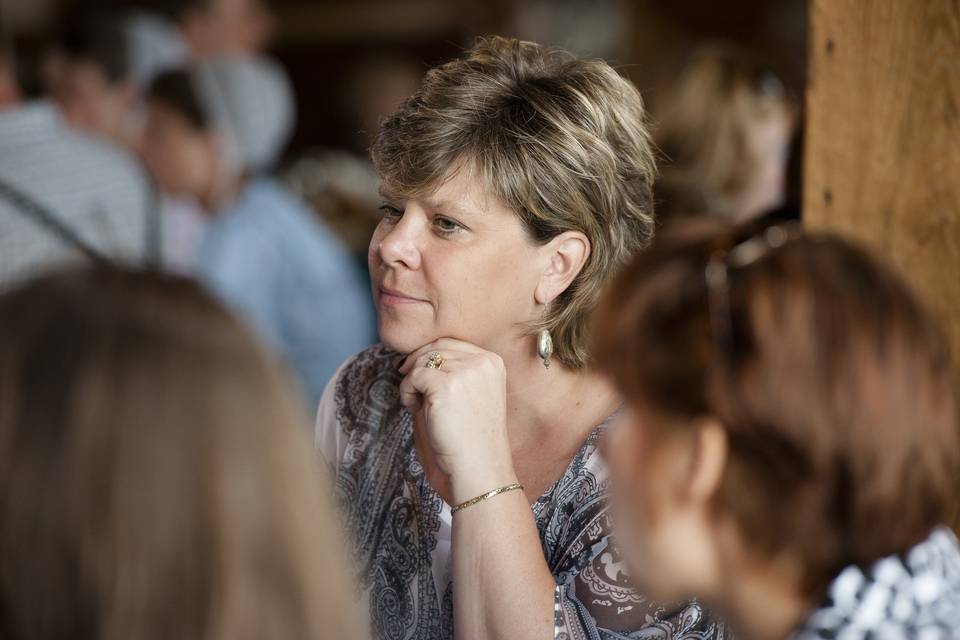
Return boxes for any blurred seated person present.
[0,267,362,640]
[0,34,156,290]
[142,56,375,409]
[166,0,274,59]
[595,221,960,638]
[47,11,141,149]
[125,0,274,89]
[654,44,797,224]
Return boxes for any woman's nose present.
[377,209,424,271]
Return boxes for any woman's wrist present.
[449,461,520,506]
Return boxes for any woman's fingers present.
[398,368,426,413]
[397,341,510,481]
[399,338,489,373]
[399,364,457,413]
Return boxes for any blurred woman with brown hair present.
[0,267,361,640]
[595,221,960,638]
[654,44,797,224]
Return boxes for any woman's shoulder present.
[315,344,407,464]
[336,343,404,386]
[796,526,960,637]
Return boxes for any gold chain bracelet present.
[451,482,524,515]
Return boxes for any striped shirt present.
[0,101,155,289]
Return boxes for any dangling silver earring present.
[537,329,553,369]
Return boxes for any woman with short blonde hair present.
[316,36,725,639]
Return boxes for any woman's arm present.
[449,467,557,640]
[398,338,727,640]
[398,339,556,640]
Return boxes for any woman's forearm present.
[451,486,556,640]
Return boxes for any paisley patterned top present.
[315,345,726,640]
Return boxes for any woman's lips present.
[378,286,427,307]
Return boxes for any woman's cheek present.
[368,224,389,267]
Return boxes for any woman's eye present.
[378,204,403,220]
[434,217,462,234]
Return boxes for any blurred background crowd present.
[0,0,806,409]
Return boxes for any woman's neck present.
[497,336,619,450]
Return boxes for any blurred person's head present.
[48,13,138,146]
[343,54,423,149]
[654,44,797,223]
[160,0,274,58]
[0,267,360,640]
[594,221,959,636]
[141,55,293,210]
[1,33,48,103]
[369,36,656,368]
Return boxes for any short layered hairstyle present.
[372,36,657,368]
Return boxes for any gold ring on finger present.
[425,351,445,370]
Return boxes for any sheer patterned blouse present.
[316,345,727,640]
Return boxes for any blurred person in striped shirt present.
[0,33,157,290]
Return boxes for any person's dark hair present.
[5,34,47,100]
[54,11,130,85]
[147,67,209,129]
[595,221,959,596]
[152,0,215,22]
[0,267,360,640]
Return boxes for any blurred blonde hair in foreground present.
[0,268,361,640]
[654,43,797,224]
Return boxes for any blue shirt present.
[197,178,375,410]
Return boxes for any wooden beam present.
[805,0,960,525]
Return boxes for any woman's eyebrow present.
[427,198,482,218]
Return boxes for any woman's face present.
[369,166,546,355]
[141,101,219,200]
[603,404,723,603]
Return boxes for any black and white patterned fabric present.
[794,527,960,639]
[315,345,727,640]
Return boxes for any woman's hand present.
[398,338,518,503]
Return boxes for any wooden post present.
[805,0,960,525]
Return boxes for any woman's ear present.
[534,231,591,305]
[685,418,729,505]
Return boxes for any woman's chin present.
[377,325,433,356]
